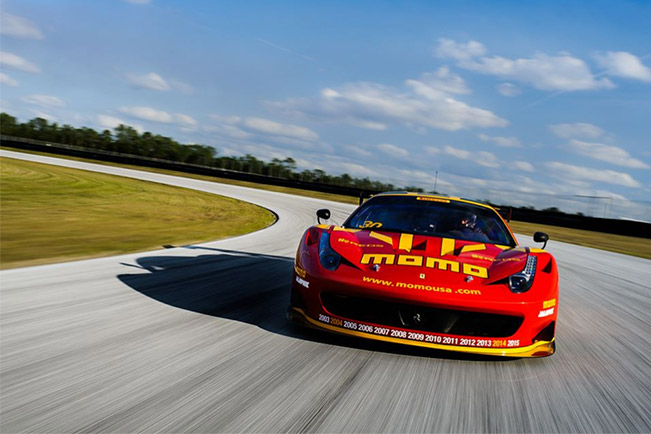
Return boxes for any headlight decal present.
[318,231,341,271]
[508,255,537,293]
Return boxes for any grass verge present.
[0,157,276,269]
[2,146,650,260]
[0,146,359,204]
[509,221,651,260]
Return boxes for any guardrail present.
[2,135,649,238]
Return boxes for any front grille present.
[321,293,523,338]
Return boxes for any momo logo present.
[360,253,488,278]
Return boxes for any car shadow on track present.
[117,247,517,362]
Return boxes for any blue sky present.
[1,0,650,218]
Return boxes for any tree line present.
[0,113,424,192]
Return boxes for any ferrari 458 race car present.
[289,192,558,357]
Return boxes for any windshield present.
[344,196,516,246]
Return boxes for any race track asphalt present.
[1,150,650,433]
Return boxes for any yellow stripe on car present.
[369,231,393,246]
[399,233,413,252]
[440,238,455,256]
[460,243,486,253]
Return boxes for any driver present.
[450,213,489,242]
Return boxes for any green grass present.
[0,145,360,204]
[509,221,651,259]
[3,145,650,260]
[0,157,276,269]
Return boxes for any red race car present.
[289,192,558,357]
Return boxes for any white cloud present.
[442,145,500,168]
[478,133,521,147]
[120,106,173,123]
[126,72,193,93]
[288,153,383,179]
[119,106,198,130]
[205,115,252,139]
[211,115,243,124]
[377,143,408,158]
[473,54,613,91]
[348,147,373,157]
[0,72,18,87]
[594,51,651,82]
[271,79,507,132]
[97,115,126,130]
[348,119,387,130]
[22,94,65,109]
[174,113,198,128]
[126,72,170,91]
[474,152,501,168]
[169,79,194,94]
[0,12,43,40]
[0,51,40,73]
[434,38,486,61]
[243,117,318,141]
[548,122,604,139]
[546,161,640,187]
[513,161,535,172]
[396,169,440,185]
[567,139,649,169]
[207,114,321,149]
[443,145,471,160]
[497,82,521,96]
[204,123,251,140]
[339,162,378,177]
[406,66,470,95]
[435,39,614,91]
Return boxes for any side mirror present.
[533,231,549,249]
[316,209,331,224]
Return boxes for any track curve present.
[1,150,650,433]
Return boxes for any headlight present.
[508,255,537,293]
[318,231,341,271]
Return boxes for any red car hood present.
[328,227,527,284]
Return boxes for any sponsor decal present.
[360,253,488,278]
[470,254,494,262]
[316,313,520,348]
[295,276,310,288]
[362,276,482,295]
[416,197,450,203]
[335,238,384,248]
[538,308,554,318]
[294,265,307,278]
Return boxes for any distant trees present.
[0,112,402,191]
